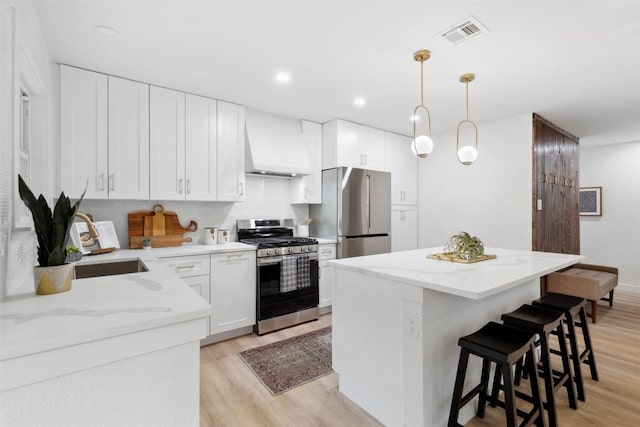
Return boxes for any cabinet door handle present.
[109,174,115,191]
[178,178,184,194]
[186,178,191,194]
[364,154,367,165]
[98,173,105,192]
[176,264,196,270]
[239,182,244,196]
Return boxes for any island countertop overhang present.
[328,247,584,300]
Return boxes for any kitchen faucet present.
[75,212,100,239]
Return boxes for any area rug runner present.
[238,327,332,395]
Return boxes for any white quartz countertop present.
[329,247,583,300]
[0,245,246,361]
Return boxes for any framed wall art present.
[579,187,602,216]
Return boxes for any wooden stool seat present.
[448,321,545,427]
[532,292,599,402]
[497,304,577,427]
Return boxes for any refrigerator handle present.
[366,174,371,232]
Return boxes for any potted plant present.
[18,175,85,295]
[141,237,152,250]
[65,245,83,263]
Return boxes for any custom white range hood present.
[245,109,312,177]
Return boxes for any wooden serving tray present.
[427,253,496,264]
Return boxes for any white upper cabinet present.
[217,101,245,202]
[185,94,217,201]
[385,132,418,205]
[60,65,108,199]
[322,119,386,171]
[108,76,149,199]
[291,120,322,204]
[358,125,386,170]
[150,86,186,200]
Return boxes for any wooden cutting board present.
[128,204,198,248]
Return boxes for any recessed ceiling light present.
[95,25,119,37]
[276,72,291,84]
[353,97,366,107]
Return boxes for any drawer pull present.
[176,264,197,270]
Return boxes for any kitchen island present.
[0,247,250,427]
[329,247,582,427]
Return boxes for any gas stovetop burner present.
[241,237,318,249]
[237,219,318,257]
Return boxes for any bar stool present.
[497,304,577,427]
[448,321,545,427]
[532,292,599,402]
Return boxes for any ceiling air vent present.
[439,16,489,45]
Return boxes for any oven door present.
[256,254,319,321]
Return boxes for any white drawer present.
[161,254,210,278]
[318,244,336,260]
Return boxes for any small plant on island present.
[444,231,485,261]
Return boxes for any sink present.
[74,259,149,279]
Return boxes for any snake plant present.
[18,175,85,267]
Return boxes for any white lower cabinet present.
[318,243,337,311]
[161,254,211,337]
[210,251,256,335]
[391,205,418,252]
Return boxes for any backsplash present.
[79,175,310,248]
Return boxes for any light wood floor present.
[200,291,640,426]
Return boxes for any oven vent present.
[439,16,489,45]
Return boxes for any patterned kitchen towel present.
[280,256,298,293]
[297,254,310,289]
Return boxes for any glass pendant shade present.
[457,145,478,165]
[412,134,434,158]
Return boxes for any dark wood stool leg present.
[477,359,491,417]
[539,333,559,427]
[590,300,597,323]
[448,349,470,427]
[555,322,578,410]
[501,362,518,427]
[490,364,502,407]
[577,306,599,381]
[564,312,585,401]
[609,289,614,307]
[525,344,546,427]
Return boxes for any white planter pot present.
[33,264,73,295]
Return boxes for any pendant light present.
[456,73,479,165]
[411,50,434,158]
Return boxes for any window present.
[14,88,31,228]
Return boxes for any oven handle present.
[257,256,284,266]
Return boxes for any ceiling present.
[33,0,640,147]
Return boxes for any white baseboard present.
[618,282,640,293]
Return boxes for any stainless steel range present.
[237,219,319,335]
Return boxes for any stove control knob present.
[309,246,317,252]
[266,249,275,256]
[276,248,284,255]
[303,246,310,253]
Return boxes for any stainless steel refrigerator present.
[310,167,391,258]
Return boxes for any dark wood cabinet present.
[532,114,580,254]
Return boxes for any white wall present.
[418,113,533,250]
[580,141,640,288]
[79,176,309,249]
